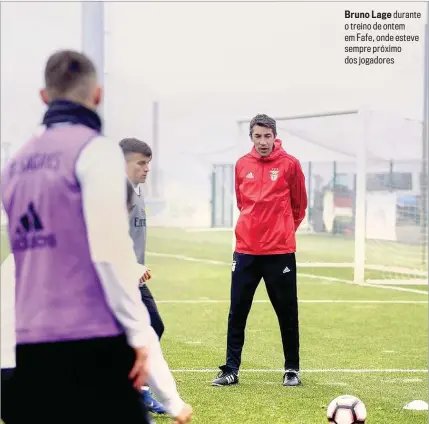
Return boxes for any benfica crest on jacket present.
[270,168,279,181]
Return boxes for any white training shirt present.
[0,133,184,417]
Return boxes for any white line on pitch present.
[170,369,428,373]
[147,251,228,266]
[366,280,428,286]
[299,274,428,295]
[146,251,428,295]
[156,299,427,304]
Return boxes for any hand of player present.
[128,346,149,391]
[171,403,193,424]
[139,267,152,285]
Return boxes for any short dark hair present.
[119,138,152,158]
[44,50,96,100]
[249,114,277,137]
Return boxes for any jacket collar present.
[250,139,284,161]
[42,99,102,133]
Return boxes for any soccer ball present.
[327,395,367,424]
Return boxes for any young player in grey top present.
[121,138,167,415]
[129,184,147,265]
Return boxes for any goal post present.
[354,108,368,283]
[235,108,428,286]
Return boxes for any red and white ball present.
[327,395,367,424]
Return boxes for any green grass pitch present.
[1,228,427,423]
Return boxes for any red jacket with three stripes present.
[234,140,307,255]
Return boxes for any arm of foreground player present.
[75,136,152,348]
[145,328,190,418]
[75,136,189,418]
[94,264,187,417]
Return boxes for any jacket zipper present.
[256,162,265,253]
[258,162,265,201]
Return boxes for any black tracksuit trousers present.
[224,252,300,373]
[139,283,165,340]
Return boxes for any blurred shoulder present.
[80,135,125,165]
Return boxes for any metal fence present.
[211,158,428,246]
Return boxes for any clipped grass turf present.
[1,227,427,423]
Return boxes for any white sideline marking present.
[298,273,429,295]
[156,299,428,304]
[170,369,428,373]
[367,279,428,286]
[148,251,228,266]
[147,251,428,295]
[383,378,423,383]
[152,247,428,277]
[148,252,356,268]
[365,264,428,277]
[321,382,349,387]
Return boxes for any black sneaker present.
[283,369,301,386]
[211,367,239,386]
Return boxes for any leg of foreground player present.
[139,283,167,414]
[262,253,301,386]
[212,253,262,386]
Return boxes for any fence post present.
[221,166,225,227]
[211,168,216,228]
[333,161,337,187]
[389,160,394,191]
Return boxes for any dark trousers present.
[8,335,150,424]
[1,367,16,423]
[225,252,300,373]
[140,283,164,340]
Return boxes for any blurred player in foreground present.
[121,138,167,415]
[1,49,192,424]
[212,114,307,387]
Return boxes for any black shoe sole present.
[283,381,302,387]
[211,381,238,387]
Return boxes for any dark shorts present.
[10,335,150,424]
[1,367,16,423]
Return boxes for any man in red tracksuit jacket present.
[212,114,307,388]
